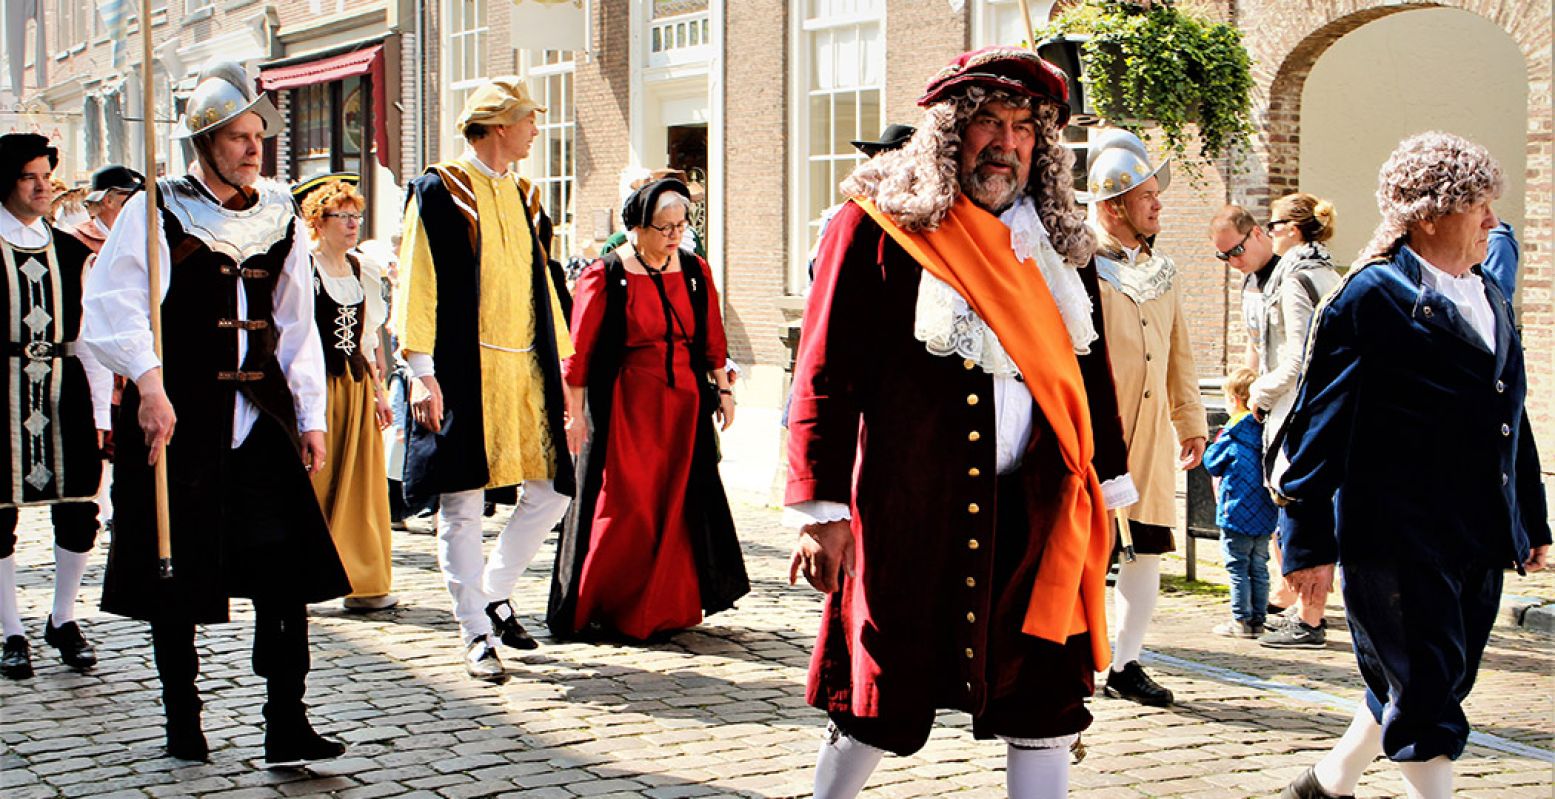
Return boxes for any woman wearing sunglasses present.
[1246,192,1342,650]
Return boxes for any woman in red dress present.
[548,178,748,641]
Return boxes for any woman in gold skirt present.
[296,175,395,610]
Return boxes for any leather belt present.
[6,340,78,360]
[216,319,269,331]
[215,370,265,382]
[218,265,271,279]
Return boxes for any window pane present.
[859,90,881,146]
[809,160,832,229]
[832,91,858,156]
[809,93,832,156]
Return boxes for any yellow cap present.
[455,76,546,133]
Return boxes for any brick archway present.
[1239,0,1555,463]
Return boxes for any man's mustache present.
[976,148,1020,171]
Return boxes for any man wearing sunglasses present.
[1209,207,1280,372]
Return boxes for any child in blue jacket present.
[1203,368,1278,637]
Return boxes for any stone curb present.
[1500,594,1555,636]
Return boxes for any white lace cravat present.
[913,197,1097,376]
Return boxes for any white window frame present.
[787,0,885,294]
[442,0,489,162]
[521,50,578,261]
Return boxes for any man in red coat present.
[786,47,1137,798]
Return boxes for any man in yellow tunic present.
[395,78,574,682]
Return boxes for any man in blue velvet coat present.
[1275,132,1550,799]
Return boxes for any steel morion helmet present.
[1083,128,1170,203]
[172,61,283,141]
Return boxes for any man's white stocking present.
[1005,743,1069,799]
[0,556,22,638]
[813,729,885,799]
[1312,707,1383,796]
[1111,553,1160,669]
[52,546,90,625]
[1397,756,1452,799]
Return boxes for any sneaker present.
[1267,611,1327,633]
[464,635,507,683]
[342,594,399,612]
[1280,766,1354,799]
[1213,620,1262,639]
[1260,621,1326,648]
[1102,660,1173,706]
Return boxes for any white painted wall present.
[1301,8,1527,269]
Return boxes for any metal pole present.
[140,0,172,580]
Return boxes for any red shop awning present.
[259,43,389,170]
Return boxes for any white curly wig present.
[839,87,1095,269]
[1361,131,1503,262]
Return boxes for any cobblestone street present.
[2,501,1551,798]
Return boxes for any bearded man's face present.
[959,100,1037,213]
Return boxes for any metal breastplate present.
[160,177,294,264]
[1095,251,1175,304]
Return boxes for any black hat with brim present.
[290,172,361,207]
[850,124,916,156]
[85,164,145,202]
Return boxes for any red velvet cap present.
[917,46,1071,124]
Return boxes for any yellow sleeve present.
[395,195,439,355]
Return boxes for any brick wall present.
[883,0,967,123]
[573,0,632,249]
[721,0,789,367]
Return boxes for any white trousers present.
[436,481,570,643]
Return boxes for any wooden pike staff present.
[1017,0,1139,562]
[140,0,173,580]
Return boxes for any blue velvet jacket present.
[1275,245,1550,574]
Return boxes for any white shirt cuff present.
[724,358,741,375]
[1100,474,1140,510]
[784,500,851,528]
[127,352,163,384]
[406,352,436,378]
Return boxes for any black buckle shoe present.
[484,600,538,650]
[1103,660,1174,706]
[265,718,346,767]
[44,616,97,670]
[1280,766,1354,799]
[464,635,507,683]
[1,635,32,680]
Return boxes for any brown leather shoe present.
[1280,767,1354,799]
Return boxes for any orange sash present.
[856,196,1114,670]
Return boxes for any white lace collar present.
[913,197,1098,377]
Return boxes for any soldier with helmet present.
[1086,129,1208,708]
[82,61,350,765]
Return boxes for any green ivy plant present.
[1041,0,1254,174]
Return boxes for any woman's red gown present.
[563,266,729,639]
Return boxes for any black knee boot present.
[253,600,344,766]
[150,621,208,762]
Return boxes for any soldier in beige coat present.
[1084,130,1207,707]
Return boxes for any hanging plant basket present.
[1039,0,1254,177]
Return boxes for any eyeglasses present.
[647,220,689,236]
[1215,229,1253,261]
[1266,219,1291,232]
[324,212,363,222]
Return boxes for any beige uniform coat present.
[1095,251,1208,528]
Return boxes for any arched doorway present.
[1298,7,1528,271]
